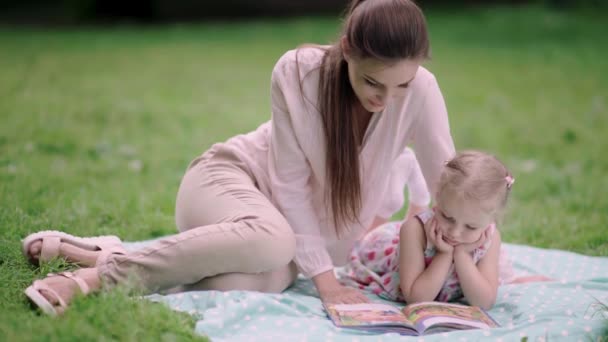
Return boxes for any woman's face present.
[344,54,420,113]
[434,188,495,246]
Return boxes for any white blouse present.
[218,47,455,278]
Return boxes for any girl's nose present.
[446,226,460,238]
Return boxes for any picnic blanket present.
[123,241,608,341]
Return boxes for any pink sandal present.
[22,230,126,265]
[24,271,90,316]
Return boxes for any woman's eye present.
[466,225,478,230]
[364,79,379,87]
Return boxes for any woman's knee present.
[182,262,298,293]
[245,217,296,268]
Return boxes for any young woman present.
[23,0,455,315]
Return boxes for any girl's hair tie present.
[505,175,515,189]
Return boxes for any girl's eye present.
[441,212,455,222]
[466,225,478,230]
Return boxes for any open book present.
[325,301,499,335]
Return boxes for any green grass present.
[1,5,607,340]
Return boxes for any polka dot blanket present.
[123,241,608,341]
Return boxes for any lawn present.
[1,5,606,341]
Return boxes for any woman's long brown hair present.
[315,0,430,235]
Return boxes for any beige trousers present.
[97,145,298,293]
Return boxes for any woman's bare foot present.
[28,241,101,267]
[31,268,101,315]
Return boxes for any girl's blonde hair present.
[437,150,514,220]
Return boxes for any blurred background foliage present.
[0,0,606,25]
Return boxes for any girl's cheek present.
[471,232,483,242]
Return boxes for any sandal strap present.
[57,272,91,295]
[40,236,61,262]
[32,279,68,309]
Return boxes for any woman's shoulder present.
[409,66,439,90]
[272,45,328,79]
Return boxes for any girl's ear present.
[341,36,352,62]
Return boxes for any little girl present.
[343,150,520,310]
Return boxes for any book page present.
[326,303,414,327]
[402,302,498,332]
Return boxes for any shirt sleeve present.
[404,148,431,206]
[267,52,334,278]
[377,148,430,219]
[412,74,456,198]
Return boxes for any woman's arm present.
[412,75,455,197]
[373,148,429,230]
[453,230,501,310]
[268,51,333,279]
[269,51,368,304]
[363,216,389,236]
[399,218,453,303]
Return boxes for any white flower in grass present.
[519,159,537,173]
[128,159,143,172]
[118,144,137,157]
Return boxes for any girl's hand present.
[455,228,490,254]
[319,285,370,304]
[425,218,454,254]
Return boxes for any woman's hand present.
[425,218,454,254]
[455,228,489,254]
[313,270,369,305]
[319,285,370,304]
